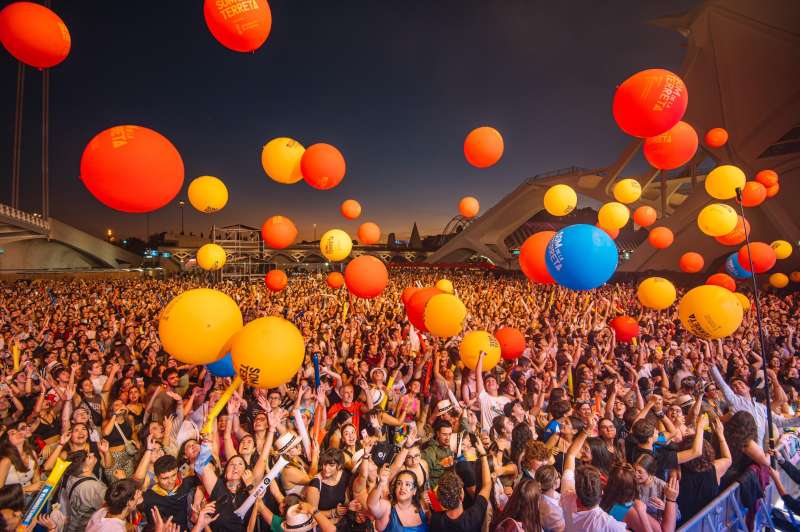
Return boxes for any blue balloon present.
[545,224,619,290]
[725,253,749,279]
[206,353,236,378]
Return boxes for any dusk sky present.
[0,0,698,242]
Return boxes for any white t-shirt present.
[90,375,108,395]
[86,508,126,532]
[540,491,565,532]
[561,469,626,532]
[478,390,510,432]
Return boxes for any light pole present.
[178,201,185,235]
[313,223,317,241]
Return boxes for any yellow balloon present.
[705,165,746,200]
[196,243,227,271]
[770,273,789,288]
[613,179,642,204]
[697,203,737,237]
[424,294,466,337]
[320,229,352,261]
[543,184,577,216]
[637,277,677,310]
[770,240,793,260]
[434,279,454,294]
[791,272,800,283]
[459,330,501,371]
[230,317,304,388]
[733,292,751,312]
[679,285,743,339]
[261,137,305,184]
[159,288,243,365]
[188,175,228,213]
[598,202,630,229]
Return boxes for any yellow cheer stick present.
[12,342,20,372]
[201,375,243,435]
[19,457,71,530]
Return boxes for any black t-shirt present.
[628,445,678,478]
[430,494,488,532]
[455,461,478,509]
[208,477,252,532]
[309,470,352,511]
[140,475,198,532]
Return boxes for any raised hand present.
[98,439,109,454]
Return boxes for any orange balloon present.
[679,252,704,273]
[648,227,674,249]
[706,273,736,292]
[494,327,526,361]
[612,69,688,138]
[704,128,728,148]
[643,121,698,170]
[357,222,381,245]
[344,255,388,299]
[596,223,619,239]
[739,181,766,207]
[301,144,346,190]
[766,183,780,198]
[406,287,442,331]
[261,215,297,249]
[633,206,658,227]
[755,169,778,188]
[519,231,555,284]
[715,216,750,246]
[340,199,361,220]
[459,196,480,218]
[80,126,184,213]
[264,270,287,292]
[464,127,504,168]
[203,0,271,52]
[326,272,344,289]
[738,242,776,273]
[0,2,70,68]
[401,286,420,306]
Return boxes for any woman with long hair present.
[490,478,542,532]
[676,416,730,523]
[368,466,428,531]
[601,463,680,532]
[0,422,40,502]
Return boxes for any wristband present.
[666,499,677,503]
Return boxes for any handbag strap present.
[114,421,132,446]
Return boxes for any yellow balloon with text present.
[261,137,305,184]
[424,294,466,337]
[697,203,737,237]
[679,285,743,339]
[320,229,353,261]
[544,184,577,216]
[197,243,227,271]
[231,317,305,388]
[598,202,630,229]
[637,277,677,310]
[769,273,789,288]
[613,179,642,204]
[770,240,793,260]
[705,165,746,200]
[188,175,228,213]
[459,330,501,371]
[435,279,454,294]
[733,292,751,312]
[159,288,243,365]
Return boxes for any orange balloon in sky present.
[679,252,704,273]
[357,222,381,245]
[326,272,344,289]
[203,0,271,52]
[633,206,657,227]
[264,270,287,292]
[345,255,388,299]
[766,183,780,198]
[0,1,71,68]
[739,181,766,207]
[401,286,420,306]
[301,143,346,190]
[464,127,504,168]
[612,69,688,138]
[715,216,749,246]
[755,169,778,188]
[261,215,297,249]
[704,128,728,148]
[643,121,698,170]
[648,227,674,249]
[340,199,361,220]
[459,196,480,218]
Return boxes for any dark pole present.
[178,201,185,235]
[734,187,774,458]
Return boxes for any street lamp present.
[178,201,185,235]
[106,228,113,243]
[313,223,317,241]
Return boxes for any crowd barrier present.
[678,434,799,532]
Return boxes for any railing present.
[524,166,604,184]
[0,202,50,231]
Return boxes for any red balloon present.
[406,287,442,331]
[755,169,778,188]
[643,121,698,170]
[80,126,184,213]
[738,242,776,273]
[344,255,388,299]
[633,206,658,227]
[679,252,704,273]
[706,273,736,292]
[704,128,728,148]
[715,216,749,246]
[612,69,688,138]
[357,222,381,245]
[495,327,526,361]
[648,227,674,249]
[203,0,271,52]
[519,231,555,284]
[264,270,287,292]
[738,181,766,207]
[340,199,361,220]
[766,183,780,198]
[610,316,640,343]
[596,223,619,239]
[401,286,420,306]
[301,143,346,190]
[326,272,344,289]
[0,2,70,68]
[464,127,504,168]
[261,215,297,249]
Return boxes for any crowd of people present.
[0,269,797,532]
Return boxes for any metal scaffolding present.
[211,224,266,280]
